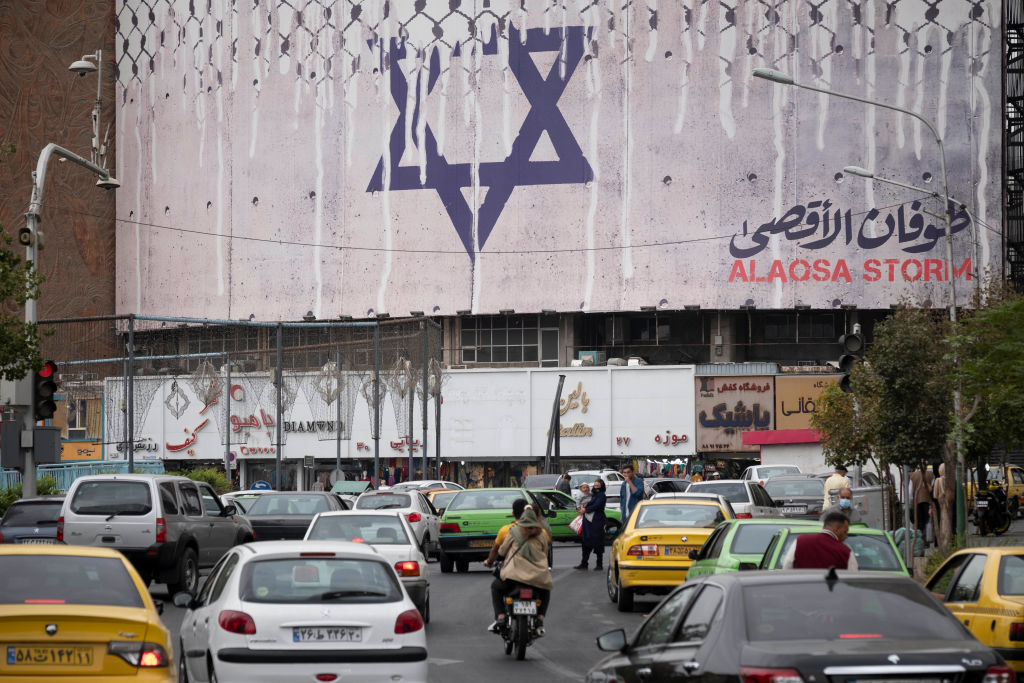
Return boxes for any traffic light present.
[33,361,59,421]
[838,333,864,393]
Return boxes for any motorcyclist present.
[483,506,553,635]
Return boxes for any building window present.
[461,315,558,366]
[763,314,797,342]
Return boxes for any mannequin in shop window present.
[311,471,332,492]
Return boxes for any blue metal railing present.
[0,469,21,490]
[36,461,165,492]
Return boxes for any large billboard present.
[115,1,1001,317]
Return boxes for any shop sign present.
[695,376,774,453]
[775,375,839,430]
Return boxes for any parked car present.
[60,474,253,594]
[607,497,734,612]
[686,479,780,518]
[588,570,1012,683]
[759,524,908,575]
[763,474,828,518]
[926,546,1024,672]
[174,540,427,683]
[0,495,64,544]
[305,510,431,621]
[242,491,349,541]
[686,518,821,579]
[353,490,440,556]
[740,463,802,485]
[644,477,690,497]
[0,544,174,681]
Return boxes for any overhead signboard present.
[695,376,774,453]
[775,375,840,430]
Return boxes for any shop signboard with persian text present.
[774,375,840,430]
[695,376,774,453]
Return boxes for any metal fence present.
[37,315,445,490]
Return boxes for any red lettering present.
[789,259,811,281]
[812,259,831,281]
[863,259,881,282]
[728,260,749,282]
[925,259,943,281]
[832,259,852,282]
[767,260,787,282]
[954,259,972,280]
[884,259,900,281]
[901,259,922,281]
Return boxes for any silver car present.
[685,480,781,518]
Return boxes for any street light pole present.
[753,67,967,543]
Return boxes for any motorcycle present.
[975,480,1012,536]
[498,584,543,660]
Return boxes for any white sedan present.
[353,491,440,557]
[174,540,427,683]
[305,510,430,622]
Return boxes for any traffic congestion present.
[2,464,1023,682]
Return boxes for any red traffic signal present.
[33,361,59,421]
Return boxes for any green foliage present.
[924,538,962,577]
[166,467,232,494]
[0,475,61,516]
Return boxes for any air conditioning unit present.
[67,427,87,440]
[577,350,607,366]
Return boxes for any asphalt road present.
[154,543,652,682]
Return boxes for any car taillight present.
[108,641,170,668]
[440,523,460,533]
[155,517,166,543]
[736,513,753,519]
[395,561,421,577]
[984,665,1016,683]
[626,544,659,556]
[394,609,424,634]
[218,610,257,634]
[406,512,421,523]
[315,676,338,682]
[741,667,805,683]
[0,531,4,542]
[1011,623,1024,642]
[56,516,63,542]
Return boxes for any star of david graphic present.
[367,25,594,261]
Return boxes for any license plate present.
[781,506,807,514]
[512,600,537,615]
[976,500,989,508]
[663,545,700,556]
[292,627,362,643]
[7,646,93,666]
[469,539,492,548]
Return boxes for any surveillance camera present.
[68,59,97,76]
[96,176,120,190]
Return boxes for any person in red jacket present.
[782,513,859,570]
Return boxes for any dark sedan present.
[587,570,1013,683]
[0,496,64,544]
[243,491,349,540]
[764,475,827,518]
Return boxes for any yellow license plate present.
[7,646,93,666]
[469,539,492,548]
[663,545,699,556]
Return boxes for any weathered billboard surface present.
[115,1,1000,317]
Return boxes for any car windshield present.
[307,515,412,545]
[431,492,458,509]
[635,504,723,529]
[2,502,63,526]
[240,557,402,603]
[0,555,144,607]
[775,533,903,572]
[689,482,749,504]
[70,481,152,516]
[765,480,822,498]
[248,494,331,516]
[758,466,800,478]
[998,555,1024,595]
[744,578,965,641]
[731,524,797,555]
[570,474,602,489]
[447,490,525,512]
[355,494,412,510]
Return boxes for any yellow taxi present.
[0,544,174,681]
[926,546,1024,673]
[606,494,733,612]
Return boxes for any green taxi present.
[438,487,537,573]
[686,518,820,579]
[758,524,909,575]
[529,489,622,542]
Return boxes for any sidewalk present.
[911,515,1024,580]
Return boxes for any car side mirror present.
[596,628,629,653]
[688,549,700,560]
[544,510,557,519]
[222,504,238,516]
[738,562,758,571]
[172,592,196,609]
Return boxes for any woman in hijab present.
[487,506,553,635]
[575,479,608,570]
